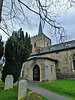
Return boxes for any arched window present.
[34,42,36,48]
[51,65,54,74]
[73,54,75,70]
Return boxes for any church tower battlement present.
[31,21,51,54]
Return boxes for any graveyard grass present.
[0,72,2,77]
[0,79,48,100]
[37,80,75,100]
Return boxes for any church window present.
[47,43,48,46]
[73,54,75,70]
[51,47,55,51]
[51,65,54,74]
[56,52,59,54]
[45,66,48,79]
[65,44,70,48]
[34,43,36,48]
[37,49,40,53]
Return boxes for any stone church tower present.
[31,21,51,54]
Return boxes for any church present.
[21,21,75,82]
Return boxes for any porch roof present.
[27,56,58,62]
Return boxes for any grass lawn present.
[0,72,2,78]
[37,80,75,100]
[0,79,48,100]
[0,79,4,86]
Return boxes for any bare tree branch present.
[0,0,3,21]
[0,0,74,42]
[0,27,10,36]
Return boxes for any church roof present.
[38,21,43,35]
[31,46,75,56]
[27,56,58,62]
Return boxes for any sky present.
[60,8,75,40]
[0,1,75,45]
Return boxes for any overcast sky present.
[61,8,75,40]
[0,1,75,45]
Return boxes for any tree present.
[0,0,75,42]
[2,28,32,83]
[0,0,3,21]
[0,35,4,59]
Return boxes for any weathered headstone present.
[24,92,42,100]
[4,75,13,90]
[18,79,27,100]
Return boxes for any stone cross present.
[4,75,13,90]
[18,79,27,100]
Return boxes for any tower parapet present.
[31,33,51,54]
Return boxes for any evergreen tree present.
[2,29,32,83]
[0,35,4,59]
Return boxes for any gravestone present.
[24,92,42,100]
[4,75,13,90]
[18,79,27,100]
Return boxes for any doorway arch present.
[33,65,40,81]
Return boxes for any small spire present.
[38,21,43,35]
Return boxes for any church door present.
[33,65,40,81]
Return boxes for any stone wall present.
[22,59,57,82]
[34,49,75,80]
[31,33,51,54]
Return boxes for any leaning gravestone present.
[4,75,13,90]
[18,78,27,100]
[24,92,42,100]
